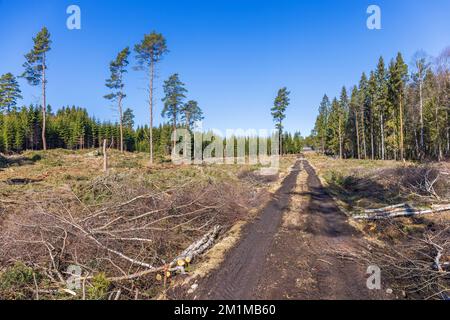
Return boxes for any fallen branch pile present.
[0,173,253,299]
[334,223,449,300]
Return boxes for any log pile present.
[170,225,222,268]
[353,203,450,220]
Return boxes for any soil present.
[177,158,390,300]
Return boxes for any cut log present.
[364,203,407,214]
[434,247,444,273]
[354,205,450,220]
[170,225,222,267]
[76,225,222,283]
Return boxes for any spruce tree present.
[0,73,22,113]
[388,53,408,160]
[315,95,330,154]
[411,51,431,157]
[161,74,187,152]
[339,87,349,159]
[123,108,135,129]
[327,98,342,157]
[358,73,369,159]
[374,57,388,160]
[350,86,360,159]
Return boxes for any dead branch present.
[0,165,255,300]
[76,225,222,283]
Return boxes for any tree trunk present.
[355,110,360,159]
[435,103,442,161]
[419,79,424,153]
[149,58,154,165]
[380,111,385,160]
[338,117,343,159]
[118,94,124,153]
[399,95,404,161]
[321,137,325,155]
[185,113,191,159]
[173,117,177,155]
[42,53,47,151]
[446,111,450,156]
[370,115,375,160]
[447,123,450,154]
[414,128,420,159]
[279,126,283,156]
[361,106,367,159]
[103,139,108,172]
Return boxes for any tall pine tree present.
[104,47,130,153]
[21,27,51,150]
[271,88,290,155]
[135,32,168,164]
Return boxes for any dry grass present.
[0,149,296,300]
[306,152,450,299]
[306,152,450,213]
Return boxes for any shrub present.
[87,273,110,300]
[0,263,37,299]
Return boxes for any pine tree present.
[135,32,168,164]
[181,100,203,130]
[271,88,290,155]
[21,27,51,150]
[104,47,130,153]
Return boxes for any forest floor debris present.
[0,149,296,300]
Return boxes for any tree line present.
[0,27,203,162]
[0,27,304,159]
[311,48,450,161]
[0,104,303,157]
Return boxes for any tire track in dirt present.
[184,158,387,300]
[254,160,385,300]
[190,160,303,300]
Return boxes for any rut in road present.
[188,159,385,300]
[193,160,303,300]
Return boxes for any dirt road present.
[184,158,386,300]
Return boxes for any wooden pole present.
[103,139,108,173]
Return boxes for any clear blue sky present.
[1,0,449,135]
